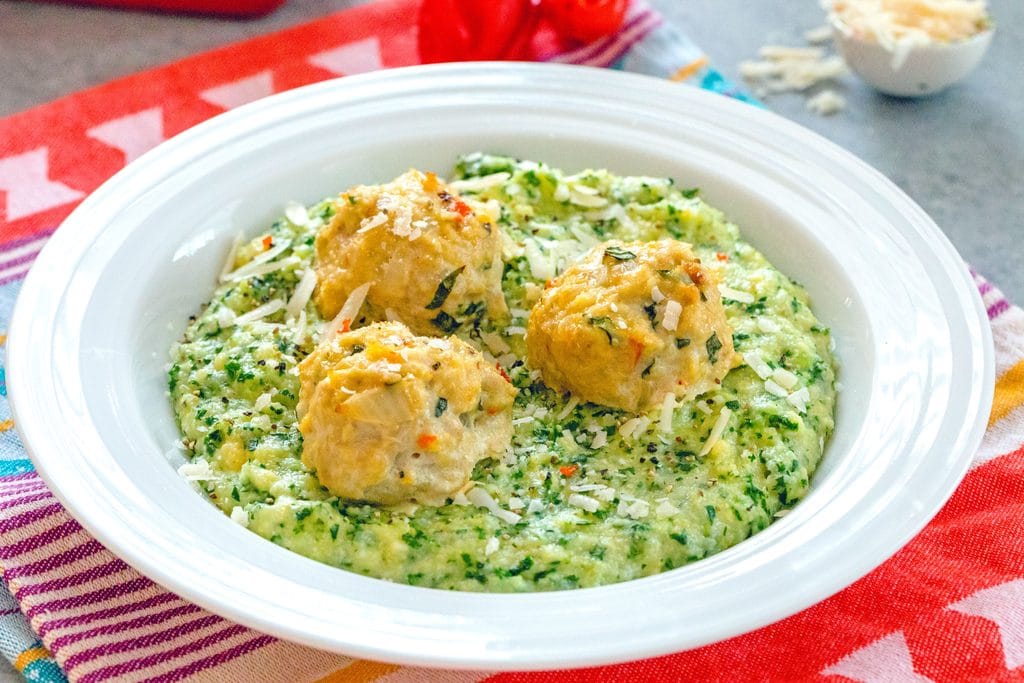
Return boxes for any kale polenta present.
[168,153,836,591]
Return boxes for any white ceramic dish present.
[832,20,994,96]
[7,63,992,670]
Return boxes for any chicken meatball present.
[314,169,507,336]
[297,322,516,506]
[526,240,735,412]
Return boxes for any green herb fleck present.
[681,187,700,199]
[706,332,722,364]
[426,266,465,310]
[643,302,658,328]
[604,246,637,261]
[435,397,448,418]
[402,528,428,549]
[588,316,615,344]
[497,556,534,578]
[430,311,459,334]
[675,337,691,349]
[670,531,689,546]
[225,360,242,381]
[725,400,741,410]
[705,505,716,522]
[768,414,800,431]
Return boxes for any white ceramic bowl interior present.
[8,64,992,669]
[832,21,994,96]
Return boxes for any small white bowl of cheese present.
[829,0,994,96]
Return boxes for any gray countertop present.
[0,2,1018,679]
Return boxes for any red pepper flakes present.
[261,235,273,250]
[496,363,512,383]
[336,318,352,334]
[417,433,438,449]
[452,198,472,218]
[715,252,729,262]
[559,464,579,477]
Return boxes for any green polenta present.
[168,153,836,591]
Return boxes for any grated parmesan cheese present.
[618,415,650,441]
[805,24,836,43]
[590,430,608,449]
[466,487,522,525]
[358,212,388,234]
[558,396,580,420]
[484,537,500,556]
[807,89,847,115]
[655,500,680,518]
[284,201,309,227]
[658,393,677,434]
[699,407,732,456]
[448,172,511,192]
[233,299,285,326]
[651,285,666,303]
[221,238,292,283]
[230,506,249,527]
[291,309,307,345]
[178,459,214,481]
[285,268,317,320]
[743,350,774,380]
[214,306,236,328]
[617,498,650,520]
[524,239,555,281]
[772,368,799,390]
[830,0,989,57]
[219,232,243,281]
[787,386,811,413]
[323,281,372,338]
[568,493,600,513]
[764,379,790,398]
[718,284,756,304]
[504,326,527,336]
[480,331,511,355]
[662,300,682,331]
[254,392,273,411]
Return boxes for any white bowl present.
[833,21,994,96]
[7,63,992,669]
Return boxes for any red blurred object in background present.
[544,0,628,43]
[417,0,628,63]
[418,0,541,63]
[43,0,285,17]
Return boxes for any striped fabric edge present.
[0,484,359,682]
[553,3,663,67]
[970,272,1024,469]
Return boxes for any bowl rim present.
[6,62,994,669]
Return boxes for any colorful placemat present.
[0,1,1021,681]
